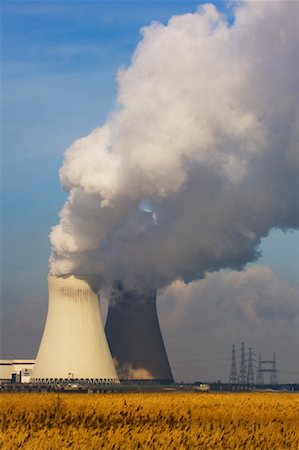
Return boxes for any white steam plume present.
[50,1,299,289]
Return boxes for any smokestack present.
[105,282,173,383]
[32,276,118,383]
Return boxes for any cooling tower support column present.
[32,275,119,384]
[105,283,174,384]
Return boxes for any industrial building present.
[0,360,35,384]
[32,275,119,384]
[6,276,174,386]
[105,282,174,384]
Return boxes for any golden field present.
[1,392,298,449]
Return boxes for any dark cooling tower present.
[105,282,174,383]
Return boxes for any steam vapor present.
[50,1,299,290]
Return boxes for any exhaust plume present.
[50,1,299,290]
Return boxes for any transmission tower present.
[270,353,278,385]
[229,344,238,384]
[239,342,247,384]
[247,347,255,385]
[256,352,278,385]
[256,353,264,385]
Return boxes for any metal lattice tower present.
[257,353,279,385]
[229,344,238,384]
[247,347,255,385]
[256,353,264,385]
[239,342,247,384]
[270,353,278,385]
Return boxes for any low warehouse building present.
[0,360,35,384]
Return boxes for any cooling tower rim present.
[111,279,157,296]
[48,274,101,291]
[48,274,99,279]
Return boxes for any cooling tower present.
[32,275,118,384]
[105,282,174,383]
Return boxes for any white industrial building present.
[0,360,35,384]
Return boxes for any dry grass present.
[1,392,298,449]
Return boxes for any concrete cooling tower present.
[32,275,119,384]
[105,282,174,384]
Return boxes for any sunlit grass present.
[1,392,298,449]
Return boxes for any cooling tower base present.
[32,377,119,385]
[120,379,174,385]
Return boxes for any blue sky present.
[1,1,298,379]
[2,1,236,299]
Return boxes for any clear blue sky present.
[1,2,298,379]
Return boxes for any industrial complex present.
[1,276,297,393]
[1,275,174,387]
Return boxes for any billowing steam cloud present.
[50,1,299,289]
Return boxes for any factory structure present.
[31,275,119,384]
[105,281,173,384]
[0,360,35,384]
[2,276,292,389]
[1,275,173,386]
